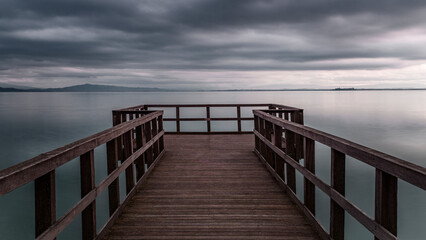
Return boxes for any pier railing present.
[113,103,303,133]
[1,103,424,240]
[0,111,165,240]
[253,109,426,240]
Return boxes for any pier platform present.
[103,134,319,239]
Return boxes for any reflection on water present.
[0,91,425,239]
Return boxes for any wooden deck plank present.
[103,134,320,240]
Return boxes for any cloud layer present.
[1,0,426,88]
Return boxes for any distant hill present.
[0,84,171,92]
[0,87,26,92]
[0,83,36,90]
[38,84,169,92]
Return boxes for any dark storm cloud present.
[175,0,426,27]
[1,0,426,87]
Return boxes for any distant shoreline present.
[1,84,425,92]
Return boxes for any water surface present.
[0,91,425,240]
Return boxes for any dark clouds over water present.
[1,0,426,88]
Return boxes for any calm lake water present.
[0,91,425,240]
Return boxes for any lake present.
[0,91,425,239]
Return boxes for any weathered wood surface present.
[103,134,319,240]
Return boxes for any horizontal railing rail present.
[253,109,426,240]
[0,111,165,240]
[114,104,303,134]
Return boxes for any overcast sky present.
[1,0,426,89]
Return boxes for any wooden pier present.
[104,134,319,239]
[0,103,425,240]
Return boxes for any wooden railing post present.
[254,115,260,152]
[375,170,397,240]
[304,137,315,215]
[265,121,274,168]
[112,111,121,126]
[135,125,146,180]
[285,129,296,192]
[112,112,124,162]
[176,107,180,133]
[294,110,304,160]
[259,118,266,160]
[158,115,164,152]
[330,149,345,240]
[106,138,120,216]
[123,130,135,194]
[297,110,304,124]
[278,108,283,119]
[35,170,56,238]
[206,107,211,133]
[152,117,159,159]
[144,121,154,167]
[128,114,134,150]
[284,112,289,121]
[237,106,242,132]
[274,124,284,179]
[80,150,96,240]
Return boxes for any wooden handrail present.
[260,109,302,113]
[254,110,426,189]
[0,111,165,240]
[163,117,254,121]
[114,104,304,134]
[0,111,163,195]
[253,109,426,240]
[144,103,275,108]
